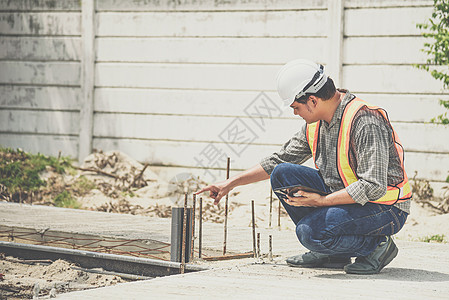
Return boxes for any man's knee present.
[296,223,317,251]
[270,163,293,188]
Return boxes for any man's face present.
[290,99,316,124]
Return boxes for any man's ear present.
[309,96,318,107]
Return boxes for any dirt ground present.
[0,256,127,299]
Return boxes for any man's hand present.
[286,188,357,207]
[194,164,269,205]
[195,180,231,205]
[285,190,325,207]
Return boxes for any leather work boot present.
[344,236,398,275]
[286,251,351,268]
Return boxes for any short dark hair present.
[295,77,336,103]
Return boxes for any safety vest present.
[306,98,412,205]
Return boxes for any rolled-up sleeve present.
[346,123,390,205]
[260,125,312,175]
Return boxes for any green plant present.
[121,190,136,198]
[420,234,446,243]
[72,176,97,196]
[54,190,81,209]
[0,147,74,200]
[416,0,449,124]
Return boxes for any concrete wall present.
[1,0,448,193]
[0,0,81,159]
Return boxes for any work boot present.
[344,236,398,275]
[286,251,351,268]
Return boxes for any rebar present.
[269,235,273,261]
[251,200,256,258]
[256,232,261,260]
[199,197,203,259]
[269,188,273,228]
[223,157,230,255]
[180,193,188,274]
[203,252,254,261]
[190,193,196,260]
[278,198,281,228]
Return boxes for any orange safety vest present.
[306,98,412,205]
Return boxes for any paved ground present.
[1,202,449,299]
[56,241,449,299]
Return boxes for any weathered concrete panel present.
[343,65,447,94]
[95,63,278,90]
[0,86,81,110]
[0,61,81,86]
[345,6,433,36]
[0,12,81,35]
[96,37,326,64]
[356,93,444,123]
[97,10,327,37]
[0,0,81,11]
[94,88,286,116]
[0,37,80,61]
[93,113,300,145]
[406,152,449,182]
[344,37,428,64]
[393,123,449,153]
[93,138,280,169]
[345,0,433,8]
[0,110,79,135]
[0,133,78,158]
[96,0,327,11]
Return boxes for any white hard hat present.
[276,59,328,106]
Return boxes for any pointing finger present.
[195,186,212,195]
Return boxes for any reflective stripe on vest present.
[306,121,320,169]
[306,98,412,205]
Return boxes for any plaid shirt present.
[260,90,411,214]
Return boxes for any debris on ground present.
[0,254,127,299]
[80,150,160,199]
[201,202,244,223]
[166,172,209,207]
[411,172,449,214]
[1,148,241,223]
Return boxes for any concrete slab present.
[57,240,449,299]
[0,201,296,256]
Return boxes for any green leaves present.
[417,0,449,125]
[420,234,446,243]
[0,147,73,196]
[54,190,81,209]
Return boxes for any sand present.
[0,256,126,299]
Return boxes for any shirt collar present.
[324,89,353,128]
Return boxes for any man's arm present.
[195,164,269,205]
[345,117,392,205]
[285,188,356,207]
[260,125,311,175]
[197,125,312,204]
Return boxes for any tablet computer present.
[274,185,329,198]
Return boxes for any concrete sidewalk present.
[1,202,448,299]
[58,240,449,299]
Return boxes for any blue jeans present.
[271,163,408,257]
